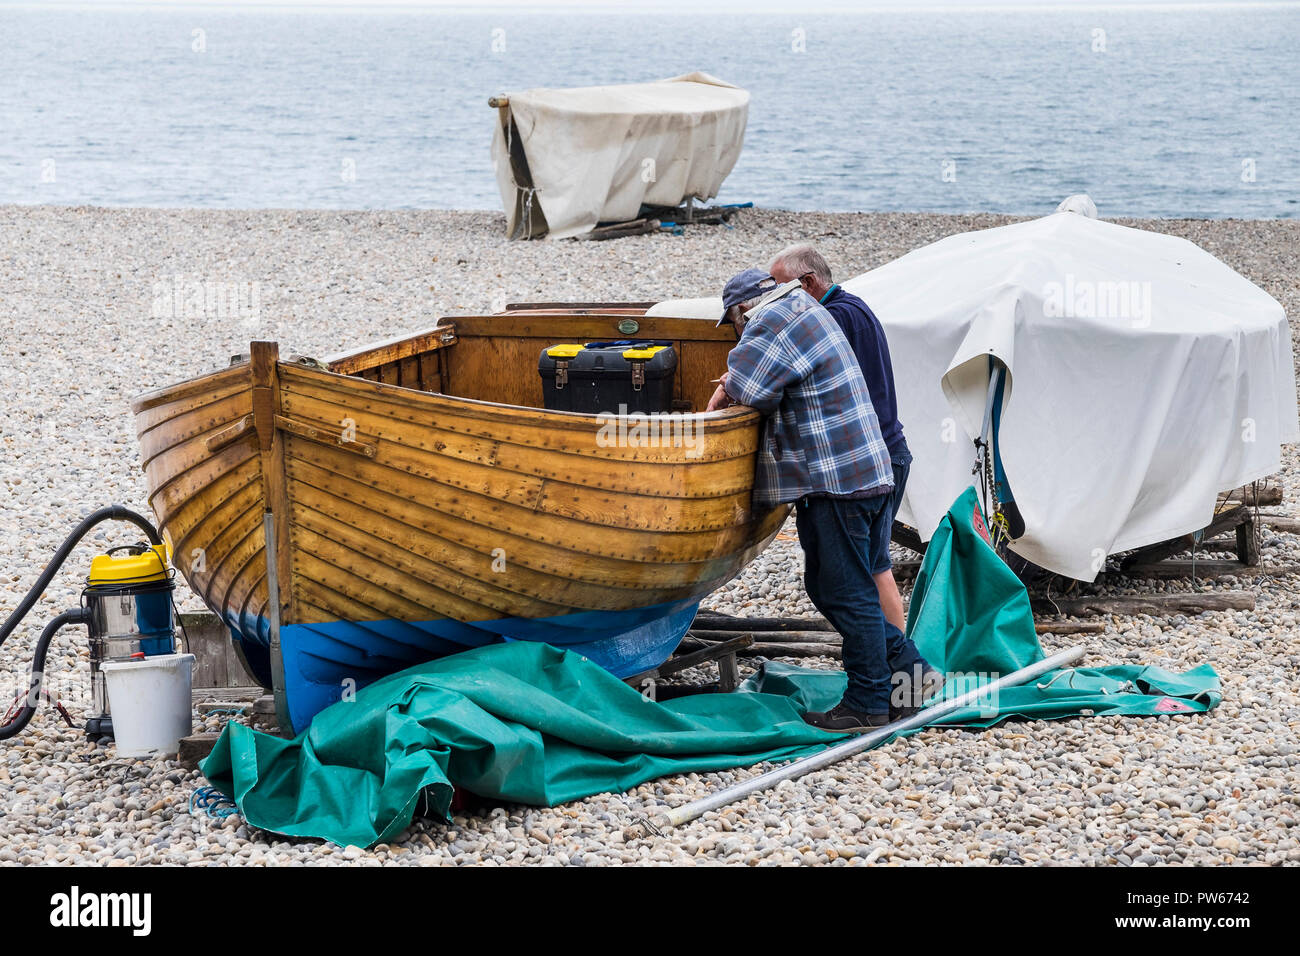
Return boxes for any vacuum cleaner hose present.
[0,505,162,649]
[0,608,90,739]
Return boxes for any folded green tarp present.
[889,485,1219,724]
[201,485,1219,847]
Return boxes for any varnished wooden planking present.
[288,473,708,611]
[279,386,758,482]
[398,356,419,390]
[418,352,440,392]
[237,570,270,633]
[281,399,757,522]
[279,365,760,464]
[284,437,774,566]
[280,371,761,463]
[165,473,264,598]
[533,481,756,534]
[444,335,542,407]
[281,399,758,531]
[292,524,519,625]
[445,312,736,410]
[290,499,574,616]
[166,462,263,559]
[293,575,393,630]
[284,356,758,434]
[141,412,260,495]
[293,551,434,623]
[147,440,260,529]
[219,544,270,636]
[132,313,785,659]
[136,386,253,457]
[678,340,736,411]
[284,452,739,590]
[503,302,658,312]
[135,386,253,449]
[133,363,251,416]
[286,455,699,593]
[200,509,264,614]
[444,313,734,342]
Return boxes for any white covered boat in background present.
[490,72,748,240]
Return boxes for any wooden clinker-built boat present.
[133,307,785,733]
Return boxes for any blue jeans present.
[796,493,929,714]
[868,448,912,573]
[889,448,912,526]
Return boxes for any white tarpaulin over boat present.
[491,72,748,240]
[649,212,1299,580]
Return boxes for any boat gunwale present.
[278,379,759,479]
[324,323,457,375]
[133,352,758,434]
[289,380,762,464]
[281,361,759,434]
[132,362,251,414]
[132,308,748,427]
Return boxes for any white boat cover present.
[649,212,1299,580]
[491,72,748,240]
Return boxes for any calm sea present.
[1,2,1297,218]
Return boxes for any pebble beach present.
[1,205,1297,866]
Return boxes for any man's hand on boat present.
[706,375,731,412]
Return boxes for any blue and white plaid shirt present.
[725,285,893,506]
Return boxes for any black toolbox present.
[538,340,677,414]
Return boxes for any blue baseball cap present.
[718,269,778,326]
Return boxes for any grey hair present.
[768,243,832,285]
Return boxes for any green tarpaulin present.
[201,485,1220,847]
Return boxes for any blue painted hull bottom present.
[224,600,699,734]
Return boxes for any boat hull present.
[133,322,784,733]
[270,600,698,732]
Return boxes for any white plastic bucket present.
[101,653,195,757]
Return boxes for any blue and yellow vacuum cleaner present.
[0,506,178,740]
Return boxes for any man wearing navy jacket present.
[769,244,913,638]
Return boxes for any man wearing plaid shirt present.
[706,269,940,731]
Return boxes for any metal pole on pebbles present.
[642,645,1087,835]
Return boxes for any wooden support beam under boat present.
[1105,559,1280,581]
[692,610,836,632]
[693,611,1105,636]
[1261,514,1300,534]
[890,522,927,556]
[1219,482,1282,508]
[625,635,753,698]
[679,635,841,659]
[1119,504,1251,569]
[1029,590,1255,617]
